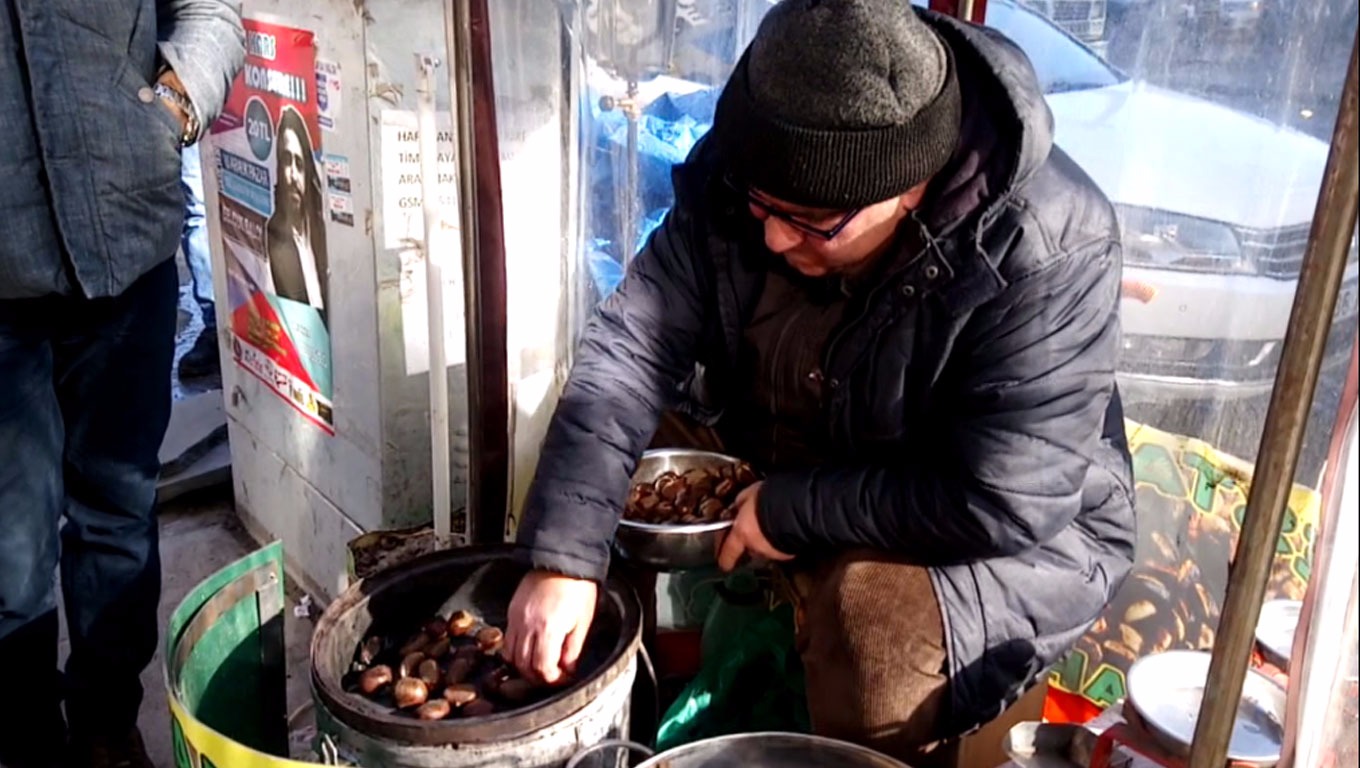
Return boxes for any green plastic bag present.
[655,600,811,751]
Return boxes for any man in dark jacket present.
[506,0,1136,761]
[0,2,244,766]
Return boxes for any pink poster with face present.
[211,18,333,433]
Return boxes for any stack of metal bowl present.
[568,733,911,768]
[1125,649,1287,767]
[637,733,911,767]
[613,449,744,571]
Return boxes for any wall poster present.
[211,19,334,433]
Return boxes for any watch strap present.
[153,81,200,146]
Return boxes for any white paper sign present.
[315,59,342,132]
[379,110,459,249]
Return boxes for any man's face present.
[280,128,306,211]
[748,185,926,278]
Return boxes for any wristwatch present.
[153,81,200,147]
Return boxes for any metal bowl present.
[636,732,911,768]
[1255,599,1302,670]
[613,448,742,571]
[1126,650,1287,766]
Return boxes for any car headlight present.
[1115,205,1251,274]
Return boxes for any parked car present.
[1106,0,1262,33]
[586,0,1358,410]
[985,0,1358,405]
[1017,0,1110,52]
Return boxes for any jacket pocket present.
[112,60,186,157]
[102,58,182,193]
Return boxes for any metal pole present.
[445,0,483,544]
[622,81,640,265]
[447,0,511,544]
[1186,30,1359,768]
[416,53,452,545]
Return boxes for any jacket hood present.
[917,10,1055,234]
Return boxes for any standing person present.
[505,1,1136,764]
[0,2,244,766]
[177,143,222,379]
[267,105,329,318]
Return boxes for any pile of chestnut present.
[623,461,758,525]
[346,610,546,721]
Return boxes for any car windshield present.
[931,0,1127,94]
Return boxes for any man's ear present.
[900,178,931,212]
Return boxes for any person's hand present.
[154,70,192,133]
[505,570,599,685]
[716,481,794,572]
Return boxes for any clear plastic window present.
[487,0,1358,743]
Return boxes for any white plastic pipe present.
[416,53,452,544]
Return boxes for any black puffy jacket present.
[518,10,1136,733]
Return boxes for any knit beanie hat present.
[713,0,961,209]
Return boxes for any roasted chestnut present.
[417,658,443,688]
[400,652,427,680]
[445,656,476,686]
[497,677,535,703]
[674,486,695,509]
[627,484,646,506]
[448,610,478,637]
[358,635,384,666]
[424,618,450,641]
[462,699,497,717]
[714,478,736,500]
[427,637,452,660]
[624,462,758,526]
[680,468,709,485]
[477,662,512,696]
[476,626,504,654]
[350,608,553,720]
[443,683,479,707]
[699,498,725,520]
[416,699,451,720]
[393,677,429,709]
[358,664,393,695]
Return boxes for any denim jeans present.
[0,258,176,760]
[181,144,215,329]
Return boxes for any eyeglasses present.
[723,175,863,241]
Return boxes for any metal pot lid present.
[1126,650,1287,766]
[636,733,911,768]
[1255,600,1302,668]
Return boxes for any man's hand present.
[155,69,192,135]
[716,481,794,572]
[505,570,599,685]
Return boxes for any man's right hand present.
[505,569,599,685]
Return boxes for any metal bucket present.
[310,545,643,767]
